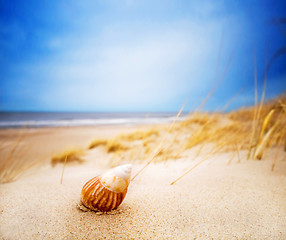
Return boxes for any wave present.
[0,116,184,128]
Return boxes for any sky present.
[0,0,286,112]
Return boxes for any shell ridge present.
[110,192,118,210]
[91,179,101,197]
[92,191,104,206]
[86,178,100,198]
[83,177,97,190]
[92,185,107,206]
[86,181,100,205]
[116,193,123,207]
[81,177,98,206]
[97,191,111,211]
[105,191,116,210]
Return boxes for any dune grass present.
[169,95,285,185]
[179,112,214,128]
[0,130,41,184]
[119,129,159,141]
[84,94,285,179]
[106,141,129,153]
[184,116,250,152]
[88,129,161,157]
[89,138,128,153]
[51,148,85,167]
[88,129,159,153]
[88,139,109,149]
[254,110,286,160]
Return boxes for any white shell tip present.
[113,164,132,180]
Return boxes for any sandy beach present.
[1,0,286,238]
[0,124,286,239]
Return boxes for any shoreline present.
[0,111,184,129]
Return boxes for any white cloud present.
[31,19,227,111]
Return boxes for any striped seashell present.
[81,164,132,212]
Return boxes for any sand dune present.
[0,125,286,239]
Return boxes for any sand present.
[0,126,286,239]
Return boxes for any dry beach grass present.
[84,95,286,173]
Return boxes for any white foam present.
[0,116,185,128]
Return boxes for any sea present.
[0,112,186,128]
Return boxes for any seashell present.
[81,164,132,212]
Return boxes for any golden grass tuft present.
[88,138,129,154]
[258,109,275,144]
[118,129,159,141]
[254,110,286,160]
[184,117,250,152]
[179,112,213,127]
[87,129,160,160]
[106,140,129,153]
[88,139,109,149]
[51,148,85,167]
[183,114,219,148]
[229,95,286,122]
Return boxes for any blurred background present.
[0,0,286,113]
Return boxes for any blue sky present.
[0,0,285,112]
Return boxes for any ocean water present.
[0,112,185,128]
